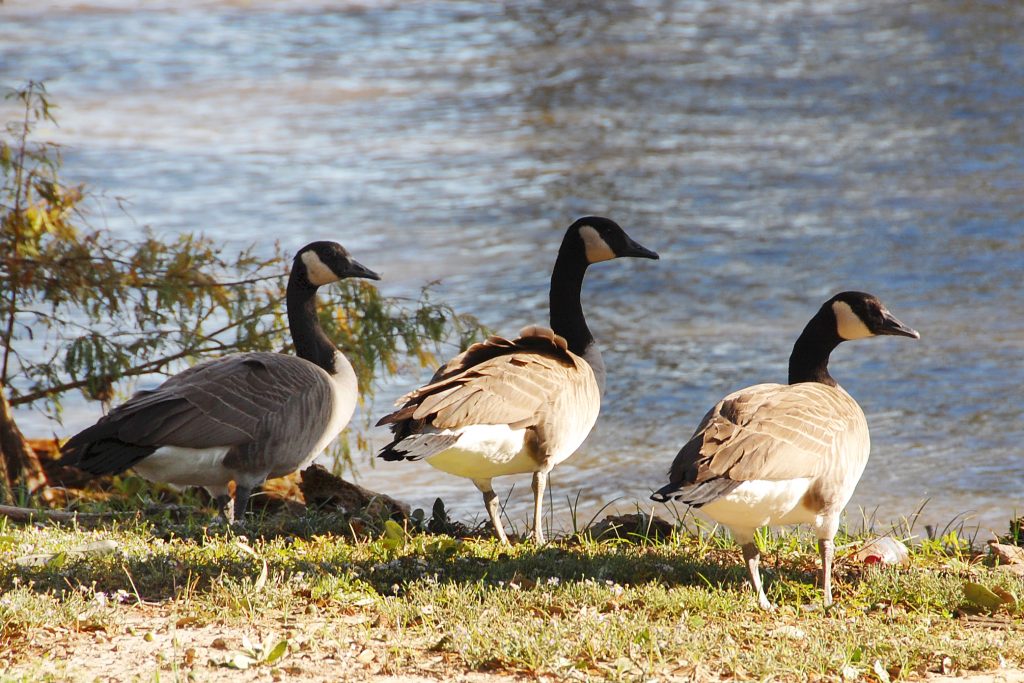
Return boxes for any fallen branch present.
[0,503,137,523]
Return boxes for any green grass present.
[0,504,1022,682]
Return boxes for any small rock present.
[300,465,410,519]
[988,542,1024,566]
[770,625,806,641]
[210,637,229,650]
[995,563,1024,577]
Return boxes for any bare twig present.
[0,503,123,522]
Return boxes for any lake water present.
[3,0,1022,538]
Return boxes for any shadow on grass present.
[1,503,825,608]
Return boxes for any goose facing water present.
[652,291,919,609]
[378,217,659,544]
[60,241,380,522]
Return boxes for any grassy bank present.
[1,501,1022,682]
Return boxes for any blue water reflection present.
[2,0,1021,533]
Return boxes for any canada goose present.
[60,241,381,522]
[378,217,659,544]
[651,291,919,609]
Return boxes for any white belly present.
[700,478,818,531]
[132,446,233,488]
[426,424,538,480]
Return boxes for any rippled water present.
[3,0,1022,535]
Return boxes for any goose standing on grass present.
[651,291,919,609]
[378,217,659,544]
[60,241,381,522]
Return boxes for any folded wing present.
[61,352,333,475]
[378,326,598,462]
[653,382,864,504]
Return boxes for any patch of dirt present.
[0,604,512,682]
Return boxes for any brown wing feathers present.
[652,383,859,505]
[377,328,580,461]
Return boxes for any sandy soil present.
[1,603,520,682]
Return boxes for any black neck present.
[548,246,593,356]
[287,272,338,373]
[787,308,841,386]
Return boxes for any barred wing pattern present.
[61,352,336,476]
[656,382,869,506]
[378,326,600,465]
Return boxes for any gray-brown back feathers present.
[377,326,600,463]
[62,352,339,478]
[652,382,869,506]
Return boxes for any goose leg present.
[474,479,509,544]
[740,539,773,610]
[233,485,254,524]
[206,485,234,524]
[214,495,234,524]
[531,471,547,545]
[819,537,835,608]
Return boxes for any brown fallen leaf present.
[992,586,1020,612]
[963,582,1005,611]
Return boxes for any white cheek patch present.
[833,301,873,340]
[301,250,339,286]
[578,225,616,263]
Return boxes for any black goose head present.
[293,241,381,289]
[827,291,920,341]
[789,291,919,385]
[561,216,660,266]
